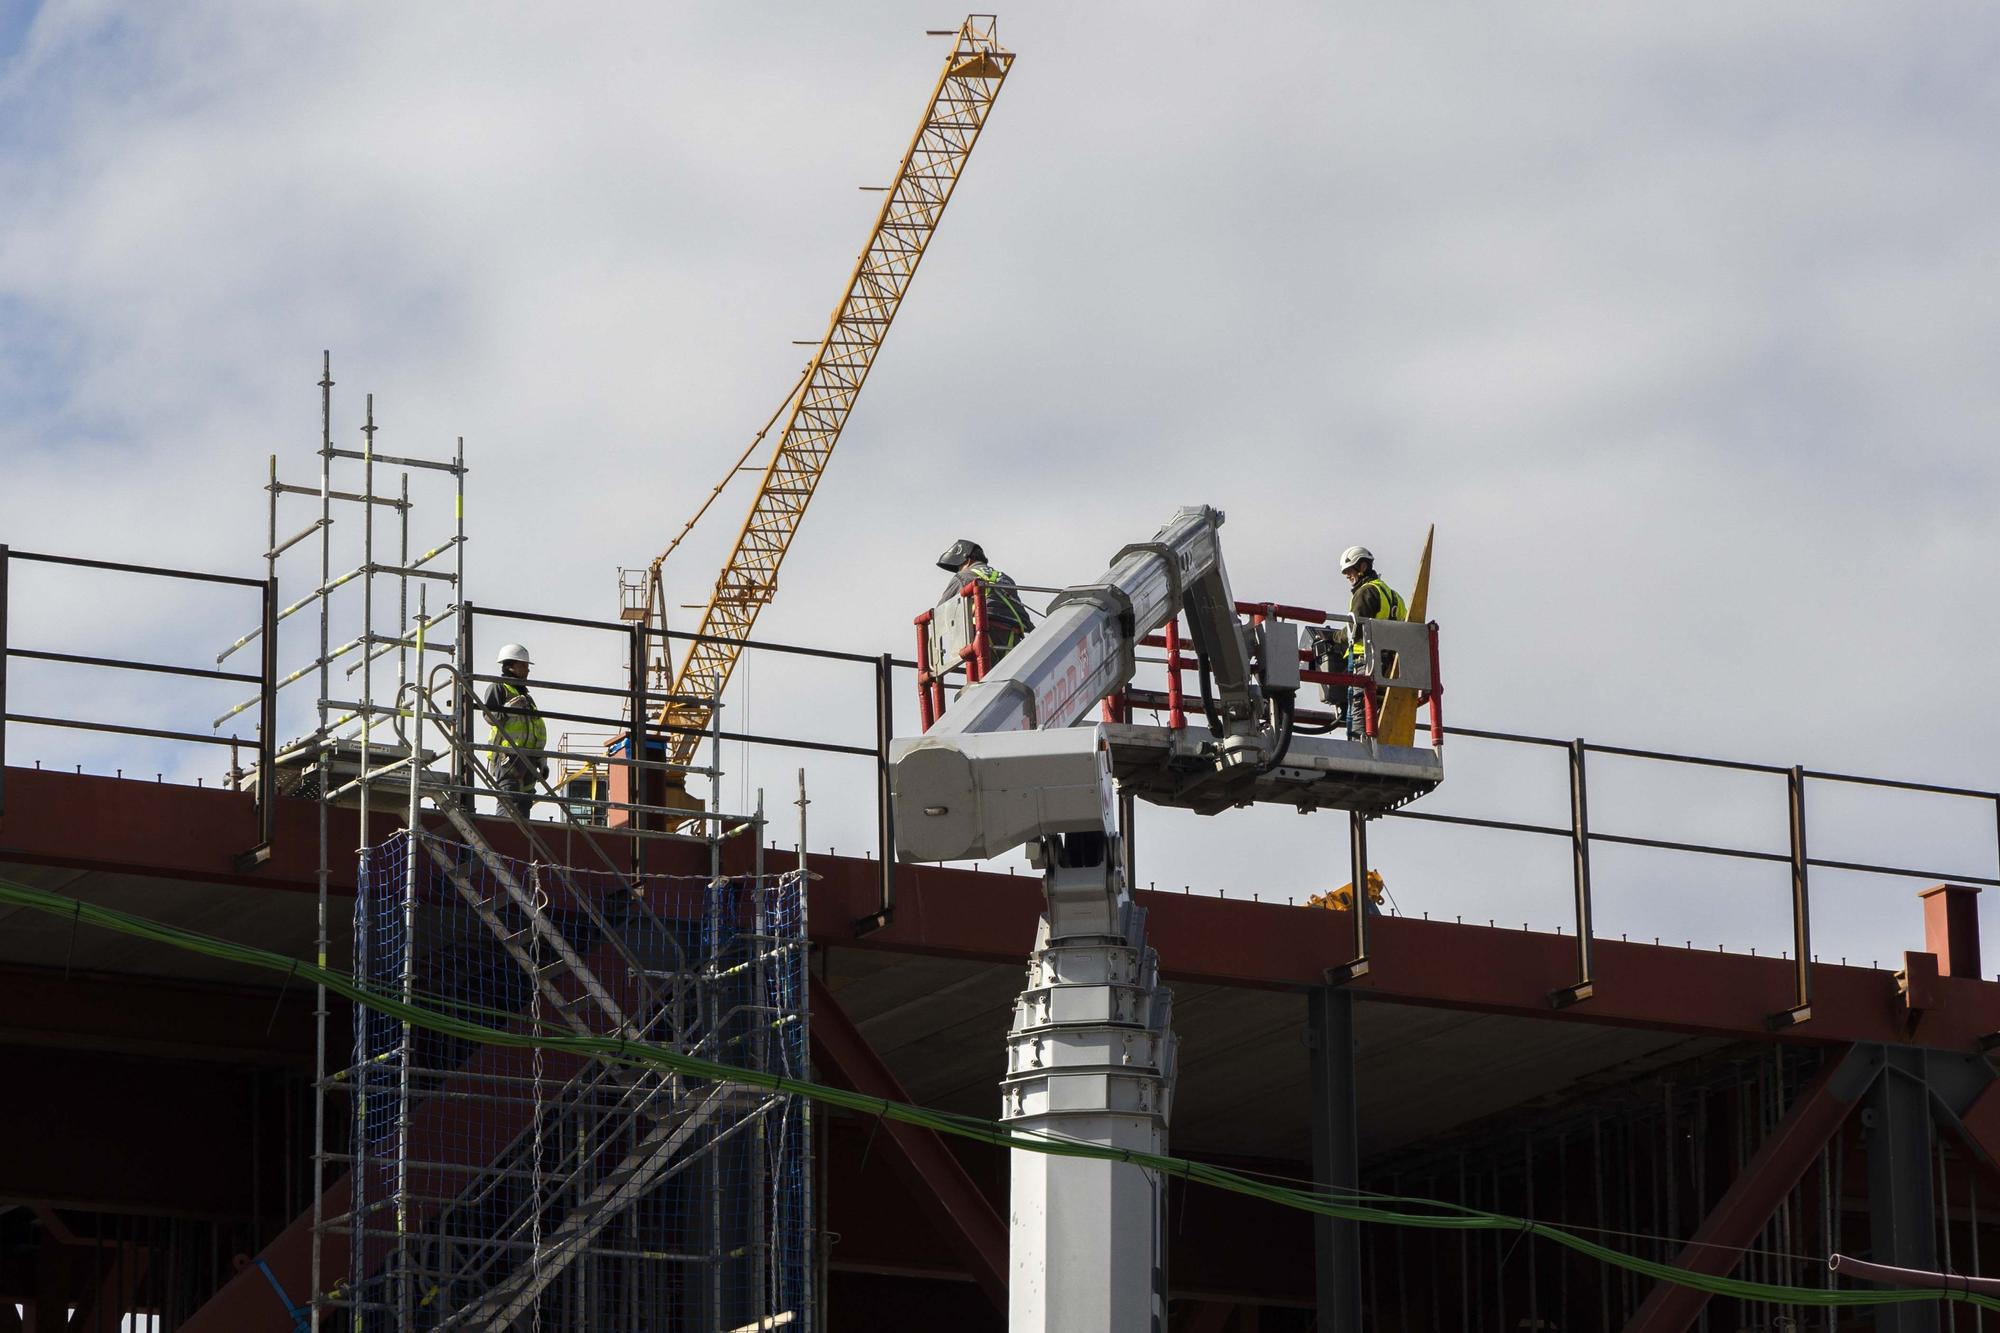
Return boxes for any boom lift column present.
[895,506,1444,1332]
[896,507,1259,1333]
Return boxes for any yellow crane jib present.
[655,16,1014,768]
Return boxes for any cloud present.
[2,1,1995,970]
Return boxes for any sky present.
[1,2,1996,972]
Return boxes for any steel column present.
[1626,1044,1879,1332]
[1921,884,1982,979]
[1869,1056,1940,1333]
[1327,812,1370,982]
[1308,984,1362,1332]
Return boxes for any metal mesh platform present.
[1102,722,1442,816]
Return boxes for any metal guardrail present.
[6,543,1996,1026]
[1393,725,2000,1025]
[0,544,279,862]
[462,601,904,934]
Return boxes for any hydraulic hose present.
[1254,691,1298,776]
[1178,604,1225,737]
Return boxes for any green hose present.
[0,872,1981,1314]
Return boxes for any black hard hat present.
[936,538,985,572]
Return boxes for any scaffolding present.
[345,833,811,1331]
[213,357,814,1331]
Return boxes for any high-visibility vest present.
[488,681,547,760]
[967,564,1030,649]
[1349,577,1405,665]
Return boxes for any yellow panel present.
[1375,524,1433,748]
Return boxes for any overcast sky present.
[2,2,1996,972]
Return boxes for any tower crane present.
[627,16,1012,775]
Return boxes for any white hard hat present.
[496,642,533,667]
[1339,545,1374,573]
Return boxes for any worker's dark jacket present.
[1347,573,1406,671]
[1349,574,1405,623]
[940,562,1032,651]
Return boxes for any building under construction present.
[5,14,2000,1333]
[5,439,2000,1329]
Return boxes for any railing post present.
[0,544,8,818]
[258,576,278,849]
[455,600,474,791]
[967,580,990,682]
[629,621,649,879]
[913,615,936,732]
[1771,764,1814,1027]
[1164,617,1186,731]
[232,575,280,871]
[859,652,897,934]
[1327,811,1371,983]
[1552,738,1595,1007]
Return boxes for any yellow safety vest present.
[488,681,547,759]
[1349,577,1405,664]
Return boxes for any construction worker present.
[1338,546,1405,739]
[483,643,547,819]
[936,538,1032,667]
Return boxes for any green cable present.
[0,872,1984,1314]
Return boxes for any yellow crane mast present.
[642,16,1013,768]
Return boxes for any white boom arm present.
[889,505,1276,1333]
[894,505,1290,865]
[921,504,1250,738]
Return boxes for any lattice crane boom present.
[657,16,1013,761]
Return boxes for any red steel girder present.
[1625,1043,1881,1332]
[10,767,2000,1050]
[810,974,1009,1310]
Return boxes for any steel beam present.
[1869,1053,1940,1333]
[11,765,2000,1050]
[1626,1043,1880,1333]
[809,975,1009,1311]
[1307,986,1361,1333]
